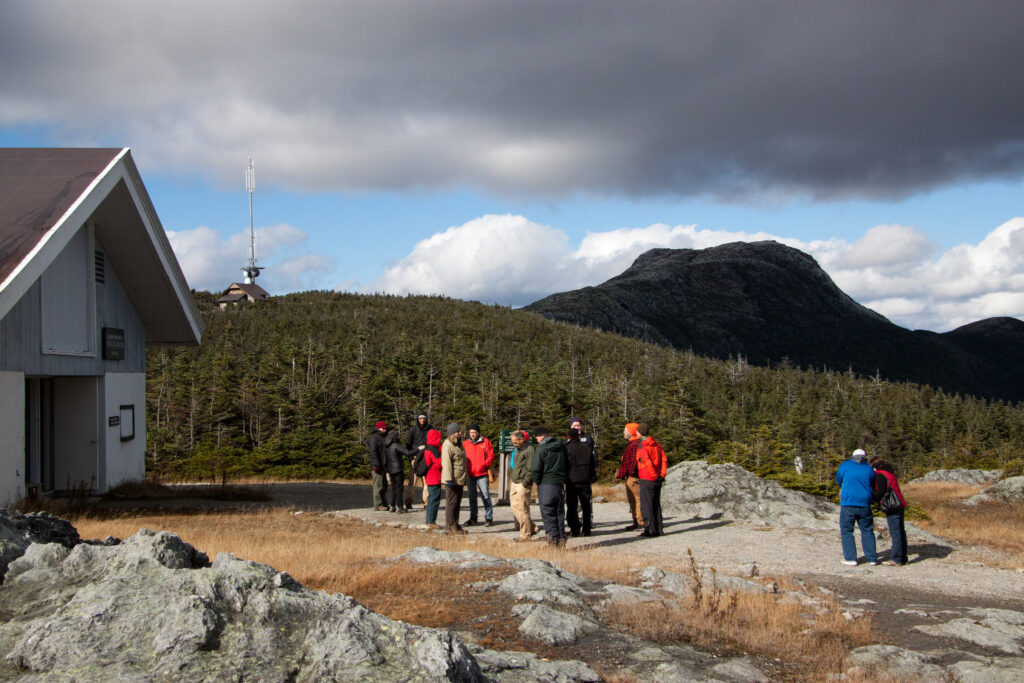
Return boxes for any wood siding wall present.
[0,232,146,375]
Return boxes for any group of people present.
[368,415,669,545]
[836,448,908,566]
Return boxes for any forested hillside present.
[147,291,1024,497]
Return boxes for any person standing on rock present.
[422,429,444,528]
[404,412,432,510]
[463,424,496,526]
[441,422,468,534]
[836,448,878,566]
[531,426,570,547]
[615,422,644,531]
[509,429,538,542]
[565,418,597,537]
[869,456,908,566]
[635,422,667,538]
[383,430,415,513]
[368,421,389,511]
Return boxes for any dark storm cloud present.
[2,0,1022,199]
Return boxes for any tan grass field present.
[70,508,868,680]
[902,481,1024,568]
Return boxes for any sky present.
[2,1,1023,332]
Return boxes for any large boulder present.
[661,461,839,531]
[907,469,1004,486]
[0,529,482,681]
[0,509,80,582]
[964,476,1024,505]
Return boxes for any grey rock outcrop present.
[0,509,80,581]
[661,460,839,531]
[1,529,483,681]
[913,608,1024,655]
[908,468,1004,486]
[511,604,599,646]
[964,476,1024,505]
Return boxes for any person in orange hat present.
[615,422,644,531]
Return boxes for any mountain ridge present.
[525,241,1024,402]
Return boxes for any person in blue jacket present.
[835,448,878,566]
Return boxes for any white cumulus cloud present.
[166,223,333,293]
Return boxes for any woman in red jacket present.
[635,422,667,538]
[423,429,444,528]
[869,456,908,565]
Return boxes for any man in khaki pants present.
[508,430,538,541]
[615,422,644,531]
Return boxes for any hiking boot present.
[569,530,581,538]
[448,526,467,535]
[376,506,390,512]
[623,523,639,531]
[404,505,413,511]
[390,507,398,513]
[396,507,407,514]
[484,520,493,527]
[464,519,477,527]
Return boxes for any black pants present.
[537,483,567,542]
[639,478,663,536]
[445,484,464,529]
[565,481,593,535]
[387,471,404,509]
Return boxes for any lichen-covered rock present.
[512,604,599,646]
[660,461,840,531]
[0,509,80,581]
[913,608,1024,656]
[908,468,1004,486]
[964,476,1024,505]
[845,645,948,680]
[0,529,483,682]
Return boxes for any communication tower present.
[242,156,262,284]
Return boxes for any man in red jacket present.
[636,422,667,538]
[463,423,495,526]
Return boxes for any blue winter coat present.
[836,459,876,507]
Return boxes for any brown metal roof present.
[0,148,123,285]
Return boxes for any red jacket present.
[637,436,667,481]
[874,468,906,508]
[423,430,443,486]
[463,436,495,477]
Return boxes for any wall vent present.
[94,250,105,284]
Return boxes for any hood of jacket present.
[426,429,442,448]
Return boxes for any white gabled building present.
[0,148,203,505]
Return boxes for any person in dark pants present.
[870,456,908,565]
[441,422,468,534]
[635,422,666,537]
[531,426,569,547]
[404,412,432,509]
[383,430,414,512]
[564,422,597,537]
[368,421,389,511]
[836,449,878,565]
[422,429,444,528]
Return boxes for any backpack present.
[879,486,902,513]
[412,449,429,477]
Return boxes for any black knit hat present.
[468,423,480,432]
[533,426,549,437]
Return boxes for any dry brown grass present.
[600,549,872,681]
[69,509,872,680]
[591,482,627,502]
[902,481,1024,569]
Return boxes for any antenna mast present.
[242,156,262,284]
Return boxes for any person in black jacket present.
[564,420,597,537]
[368,421,389,511]
[403,412,432,510]
[383,429,415,513]
[531,426,570,547]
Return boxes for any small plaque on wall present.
[103,327,125,360]
[108,415,120,427]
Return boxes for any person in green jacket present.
[509,430,538,542]
[530,426,569,547]
[441,422,468,534]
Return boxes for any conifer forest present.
[146,292,1024,499]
